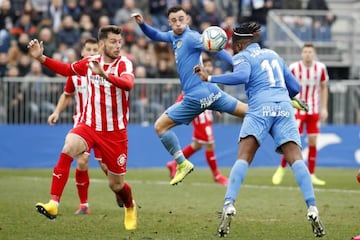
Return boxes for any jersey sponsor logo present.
[262,105,290,117]
[89,75,111,87]
[117,154,127,166]
[199,92,222,108]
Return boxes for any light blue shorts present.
[166,83,238,125]
[239,101,302,153]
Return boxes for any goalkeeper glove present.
[291,97,309,112]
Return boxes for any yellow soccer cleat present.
[169,159,194,185]
[291,97,309,112]
[272,166,286,185]
[311,174,326,186]
[35,200,58,220]
[124,200,137,230]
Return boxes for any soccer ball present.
[201,26,228,52]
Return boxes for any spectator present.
[92,15,111,39]
[63,0,82,22]
[113,0,143,36]
[238,0,273,46]
[6,64,25,123]
[199,0,223,30]
[121,20,140,50]
[141,52,158,78]
[83,0,108,27]
[38,27,57,58]
[181,0,201,31]
[132,65,164,126]
[56,15,81,49]
[22,60,56,123]
[148,0,169,31]
[102,0,123,23]
[10,0,26,24]
[153,41,175,67]
[8,32,30,67]
[214,0,239,19]
[78,13,94,35]
[0,52,8,77]
[130,35,155,66]
[30,0,51,24]
[10,12,37,40]
[306,0,336,41]
[155,58,177,79]
[0,0,15,35]
[48,0,63,33]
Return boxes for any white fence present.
[0,77,359,125]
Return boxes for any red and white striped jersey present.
[289,60,329,115]
[192,110,213,126]
[71,55,134,132]
[64,75,87,126]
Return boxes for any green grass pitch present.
[0,167,359,240]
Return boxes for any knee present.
[154,118,165,135]
[109,180,125,192]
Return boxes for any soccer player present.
[195,22,325,238]
[166,58,228,186]
[47,37,110,215]
[272,43,329,186]
[27,25,137,230]
[132,6,248,186]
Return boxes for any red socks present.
[75,169,90,204]
[115,182,133,208]
[308,145,317,174]
[206,150,220,177]
[50,153,73,202]
[182,145,196,158]
[280,155,287,168]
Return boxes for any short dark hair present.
[303,42,315,49]
[82,37,98,48]
[98,25,122,40]
[167,6,185,17]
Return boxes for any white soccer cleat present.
[307,206,326,238]
[218,203,236,238]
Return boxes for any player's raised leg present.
[155,113,194,185]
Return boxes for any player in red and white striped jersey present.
[166,58,228,186]
[28,25,137,230]
[47,38,109,215]
[272,43,329,186]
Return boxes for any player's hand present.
[27,39,45,62]
[131,13,143,24]
[291,97,309,112]
[193,65,209,81]
[88,58,108,79]
[320,108,328,122]
[47,112,59,126]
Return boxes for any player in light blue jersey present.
[132,6,248,186]
[195,22,325,238]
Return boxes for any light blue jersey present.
[139,23,240,125]
[211,43,301,152]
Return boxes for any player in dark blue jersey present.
[132,6,248,186]
[195,22,325,238]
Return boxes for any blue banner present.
[0,124,359,168]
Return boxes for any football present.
[201,26,228,52]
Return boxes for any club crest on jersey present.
[176,40,182,49]
[117,154,127,166]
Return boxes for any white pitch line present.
[18,176,360,194]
